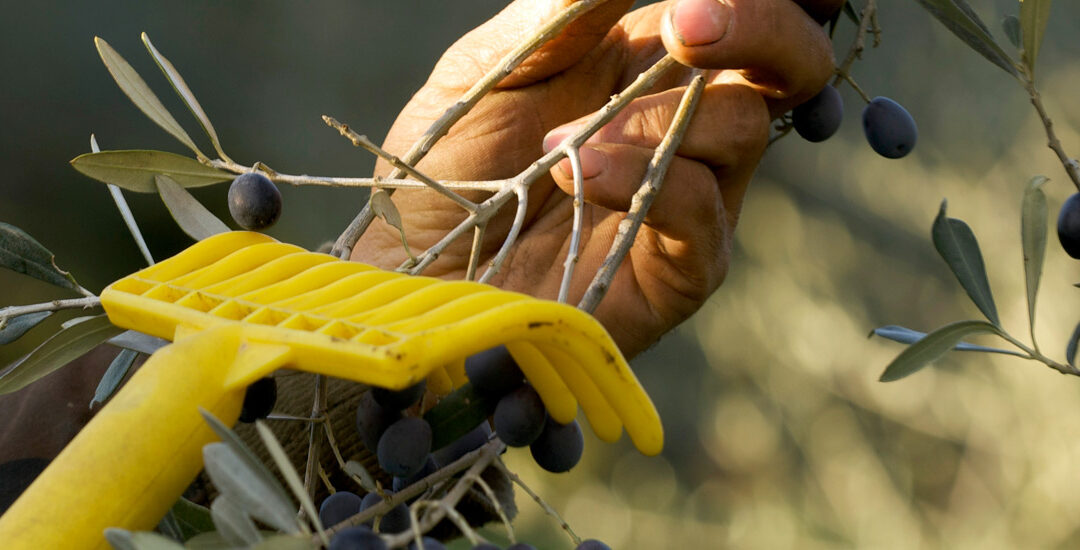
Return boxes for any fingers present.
[656,0,836,104]
[429,0,635,91]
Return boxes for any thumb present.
[430,0,634,91]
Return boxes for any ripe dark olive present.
[862,96,917,159]
[408,537,447,550]
[328,525,386,550]
[1057,193,1080,259]
[575,540,612,550]
[465,345,525,397]
[529,417,584,473]
[792,85,843,142]
[356,390,403,452]
[228,172,282,230]
[494,385,547,447]
[318,491,363,528]
[431,422,491,467]
[376,417,433,478]
[372,380,426,411]
[238,377,276,423]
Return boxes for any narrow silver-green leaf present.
[90,348,139,408]
[932,200,1000,326]
[343,460,378,493]
[94,134,155,266]
[0,222,81,290]
[107,329,169,355]
[103,529,185,550]
[71,150,230,193]
[0,311,52,345]
[914,0,1019,77]
[94,37,207,159]
[1021,176,1049,336]
[202,442,301,535]
[251,536,320,550]
[880,320,1005,382]
[370,190,414,260]
[255,421,325,541]
[141,33,230,161]
[1002,15,1022,49]
[1020,0,1052,73]
[211,494,263,546]
[155,175,230,240]
[200,409,293,511]
[871,325,1025,357]
[169,497,215,540]
[0,315,123,395]
[1067,321,1080,367]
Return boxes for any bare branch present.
[558,147,585,303]
[0,297,102,327]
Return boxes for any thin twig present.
[558,147,585,303]
[493,459,581,546]
[301,375,327,514]
[832,0,877,89]
[412,501,481,546]
[578,70,707,313]
[464,472,516,543]
[1023,79,1080,191]
[323,116,479,212]
[212,159,501,191]
[465,223,486,281]
[478,184,529,283]
[0,296,102,326]
[330,0,615,259]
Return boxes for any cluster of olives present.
[227,172,282,230]
[327,523,612,550]
[791,85,917,159]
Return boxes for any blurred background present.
[3,1,1080,548]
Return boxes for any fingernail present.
[670,0,732,47]
[543,125,578,153]
[555,146,606,180]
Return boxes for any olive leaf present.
[1067,321,1080,367]
[1021,176,1049,336]
[141,33,230,161]
[94,37,207,159]
[107,329,169,355]
[202,442,302,535]
[1020,0,1053,74]
[90,348,139,408]
[370,189,415,262]
[1002,15,1022,49]
[424,383,498,450]
[251,536,320,550]
[871,325,1024,357]
[210,494,262,546]
[168,497,216,541]
[93,134,155,266]
[932,200,1000,326]
[103,529,185,550]
[255,421,327,543]
[879,320,1007,382]
[0,315,123,395]
[155,175,230,240]
[914,0,1019,77]
[0,311,52,345]
[71,150,230,193]
[0,222,82,291]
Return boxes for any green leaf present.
[183,532,235,550]
[1002,15,1022,49]
[0,315,123,395]
[0,311,52,345]
[871,325,1025,357]
[155,175,230,240]
[1020,0,1052,74]
[879,320,1006,382]
[202,442,301,535]
[1067,321,1080,367]
[255,422,326,542]
[0,222,82,291]
[932,200,1000,326]
[103,529,185,550]
[71,150,230,193]
[107,329,169,355]
[211,494,262,546]
[156,508,184,543]
[94,37,207,159]
[842,1,859,26]
[141,33,230,162]
[251,536,320,550]
[914,0,1019,77]
[90,348,139,408]
[168,497,215,540]
[423,383,498,451]
[1021,176,1049,336]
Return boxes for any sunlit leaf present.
[169,497,215,541]
[0,315,122,395]
[871,325,1024,357]
[879,320,1006,382]
[71,150,230,193]
[342,460,377,493]
[90,348,139,408]
[0,222,81,291]
[1067,321,1080,367]
[103,529,185,550]
[202,442,301,535]
[1020,0,1052,73]
[370,190,415,261]
[155,175,230,240]
[1002,14,1022,49]
[211,494,262,546]
[423,383,498,451]
[932,200,1000,326]
[141,33,230,161]
[255,421,325,540]
[107,329,169,355]
[1021,176,1049,335]
[0,311,52,345]
[94,37,207,159]
[914,0,1019,77]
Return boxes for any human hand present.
[352,0,843,358]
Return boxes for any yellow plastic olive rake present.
[0,231,662,549]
